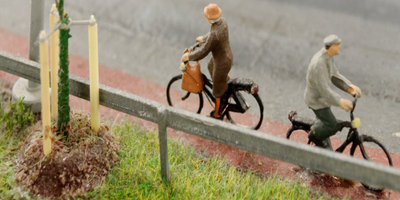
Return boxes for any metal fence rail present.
[1,50,400,192]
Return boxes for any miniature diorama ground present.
[0,79,336,200]
[0,81,119,199]
[1,69,399,199]
[0,29,398,199]
[13,112,119,199]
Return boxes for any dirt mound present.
[13,112,120,199]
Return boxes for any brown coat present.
[189,17,233,97]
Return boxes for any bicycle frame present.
[184,41,255,115]
[335,96,361,153]
[335,125,361,154]
[200,75,249,116]
[285,95,393,191]
[172,42,263,129]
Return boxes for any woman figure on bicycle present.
[304,34,362,148]
[181,3,233,119]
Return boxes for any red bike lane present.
[1,28,399,200]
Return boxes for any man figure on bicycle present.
[181,3,233,119]
[304,34,362,148]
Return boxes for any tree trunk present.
[56,0,70,137]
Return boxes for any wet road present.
[1,0,400,153]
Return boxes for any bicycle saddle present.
[288,111,315,130]
[228,78,257,94]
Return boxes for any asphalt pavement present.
[1,0,399,153]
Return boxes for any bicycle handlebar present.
[183,42,201,65]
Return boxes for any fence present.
[1,50,400,192]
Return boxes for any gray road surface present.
[1,0,400,153]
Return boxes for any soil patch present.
[13,112,120,199]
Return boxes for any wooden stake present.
[88,15,100,132]
[50,3,60,121]
[40,30,52,156]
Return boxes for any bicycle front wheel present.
[166,74,203,114]
[286,126,313,145]
[356,135,393,192]
[226,92,264,130]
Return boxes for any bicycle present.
[166,42,264,130]
[286,96,393,192]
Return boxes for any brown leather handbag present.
[181,61,204,93]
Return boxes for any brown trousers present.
[207,58,231,97]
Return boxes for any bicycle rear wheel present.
[166,74,203,114]
[355,135,393,192]
[225,92,263,130]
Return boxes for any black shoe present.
[320,138,333,150]
[308,133,332,150]
[209,111,223,120]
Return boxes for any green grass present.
[77,122,337,200]
[0,129,32,199]
[0,120,341,200]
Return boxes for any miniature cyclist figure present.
[181,3,233,119]
[304,34,362,149]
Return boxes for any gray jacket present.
[304,48,352,110]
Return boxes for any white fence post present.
[158,107,170,182]
[11,0,44,113]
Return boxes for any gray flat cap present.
[323,34,341,46]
